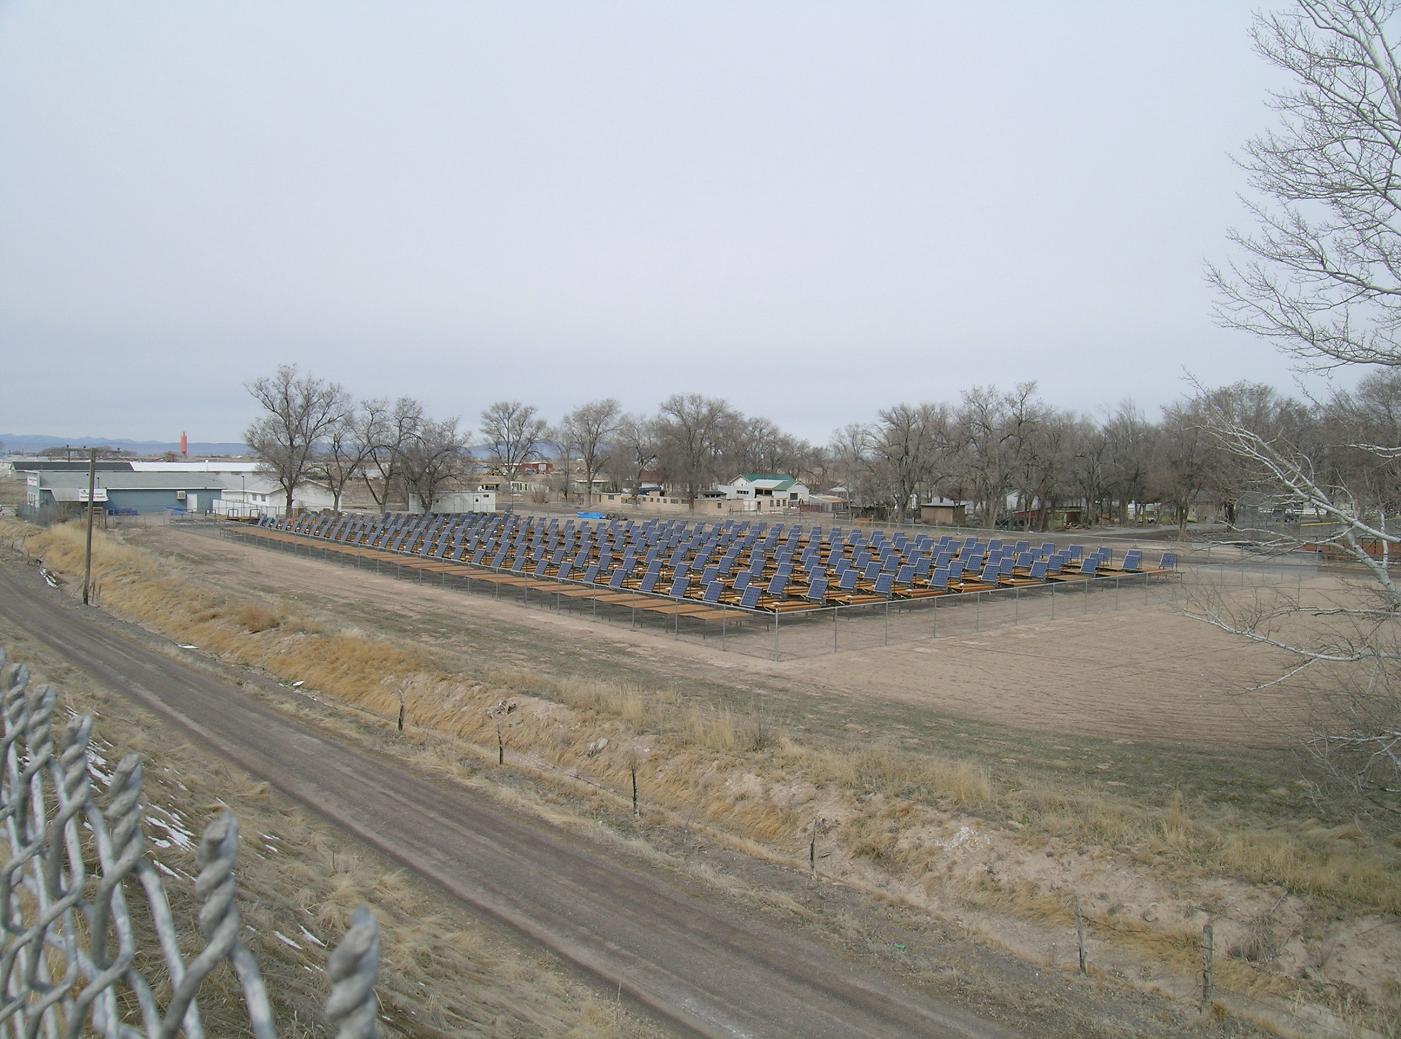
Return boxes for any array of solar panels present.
[258,511,1178,612]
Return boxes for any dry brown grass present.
[5,631,650,1038]
[802,741,995,809]
[13,518,1401,1034]
[1218,825,1397,908]
[18,520,1401,914]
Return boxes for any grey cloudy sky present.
[1,1,1310,444]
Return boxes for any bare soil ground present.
[19,520,1400,1038]
[169,527,1302,748]
[155,526,1328,830]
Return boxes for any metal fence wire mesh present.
[0,649,381,1039]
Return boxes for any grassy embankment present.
[1,630,651,1037]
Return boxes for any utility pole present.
[82,448,96,605]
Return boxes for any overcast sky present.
[0,1,1320,444]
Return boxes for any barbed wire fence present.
[0,648,382,1038]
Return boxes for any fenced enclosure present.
[222,524,1315,662]
[0,648,382,1038]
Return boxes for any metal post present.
[1201,918,1214,1005]
[772,613,780,661]
[975,591,980,631]
[1014,585,1019,624]
[81,448,96,605]
[884,600,890,645]
[1050,580,1055,619]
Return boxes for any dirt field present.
[162,527,1303,749]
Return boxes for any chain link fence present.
[0,648,382,1038]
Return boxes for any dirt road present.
[0,564,1019,1039]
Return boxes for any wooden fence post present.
[1201,918,1214,1005]
[1074,897,1087,975]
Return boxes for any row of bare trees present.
[246,368,1399,529]
[825,382,1372,532]
[246,381,558,513]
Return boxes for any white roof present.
[129,461,265,473]
[38,471,229,491]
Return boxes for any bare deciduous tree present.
[1204,0,1401,818]
[481,401,547,483]
[827,423,872,511]
[244,366,347,514]
[1069,419,1111,527]
[1153,400,1213,535]
[401,417,469,513]
[359,397,424,510]
[954,384,1038,527]
[1103,400,1152,525]
[310,405,374,512]
[655,394,739,506]
[561,399,621,505]
[870,403,950,521]
[610,414,659,501]
[1015,407,1076,532]
[1208,0,1401,372]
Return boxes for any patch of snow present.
[934,825,983,852]
[146,806,194,850]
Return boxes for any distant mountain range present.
[0,433,249,457]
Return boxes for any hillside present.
[0,433,248,456]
